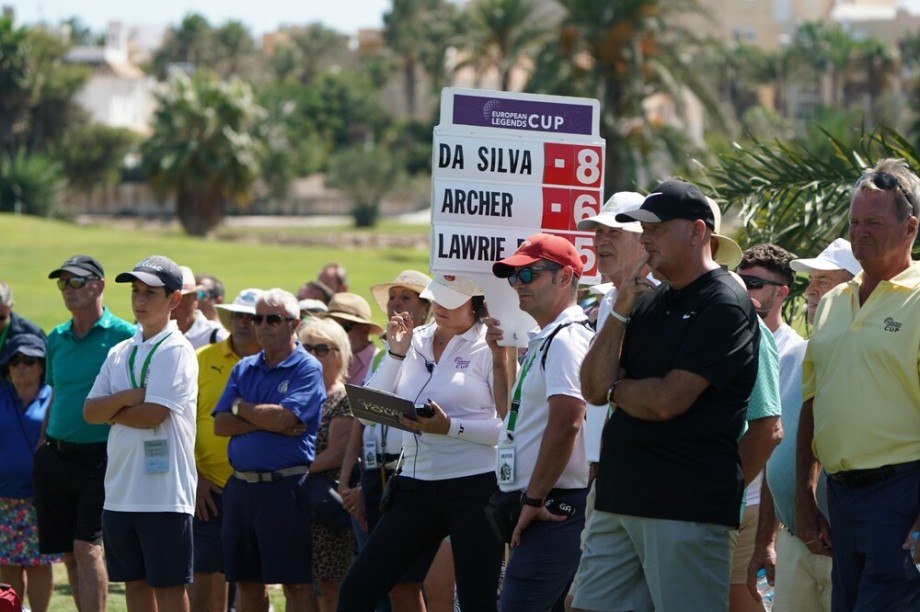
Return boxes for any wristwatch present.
[520,490,544,508]
[606,378,624,406]
[231,398,242,416]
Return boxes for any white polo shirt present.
[498,305,592,492]
[87,321,198,514]
[368,321,500,481]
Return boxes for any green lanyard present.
[506,350,538,435]
[0,321,9,353]
[128,333,172,389]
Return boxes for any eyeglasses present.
[738,275,786,290]
[230,312,251,321]
[250,314,296,325]
[856,171,917,211]
[506,264,561,286]
[8,354,39,367]
[0,313,7,322]
[56,276,98,291]
[303,343,338,357]
[337,321,355,333]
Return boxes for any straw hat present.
[321,293,383,335]
[369,270,432,315]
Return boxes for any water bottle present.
[756,568,774,611]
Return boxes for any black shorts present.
[221,474,313,584]
[193,491,224,573]
[32,441,107,553]
[103,511,193,587]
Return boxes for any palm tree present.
[212,20,257,79]
[704,126,920,258]
[383,0,462,118]
[141,73,267,236]
[456,0,551,90]
[526,0,731,192]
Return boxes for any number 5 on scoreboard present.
[574,235,597,278]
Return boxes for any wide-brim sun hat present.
[369,270,432,315]
[320,293,384,335]
[216,288,263,329]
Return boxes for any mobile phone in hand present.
[414,403,435,418]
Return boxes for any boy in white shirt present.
[84,255,198,612]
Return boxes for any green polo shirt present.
[45,307,136,443]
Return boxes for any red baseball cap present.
[492,233,584,278]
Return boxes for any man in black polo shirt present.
[573,180,760,612]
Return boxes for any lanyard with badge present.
[497,349,538,486]
[127,333,171,474]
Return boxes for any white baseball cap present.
[420,274,484,310]
[790,238,861,276]
[577,192,644,233]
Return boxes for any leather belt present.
[46,437,107,453]
[232,465,310,483]
[826,460,920,488]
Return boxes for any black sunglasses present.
[303,343,338,357]
[9,354,39,367]
[506,264,561,287]
[738,275,785,290]
[337,321,355,333]
[57,276,97,291]
[856,171,917,211]
[250,314,296,326]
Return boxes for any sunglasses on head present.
[856,171,917,211]
[56,276,97,291]
[738,275,785,290]
[303,343,338,357]
[9,354,39,367]
[506,264,561,286]
[250,314,296,325]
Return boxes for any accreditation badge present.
[364,440,379,469]
[497,442,515,485]
[144,439,169,474]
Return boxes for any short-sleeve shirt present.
[86,321,199,514]
[803,264,920,472]
[195,337,241,487]
[0,384,51,498]
[185,310,229,350]
[497,305,592,492]
[213,345,325,472]
[46,307,136,444]
[596,268,760,528]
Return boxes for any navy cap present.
[0,333,46,365]
[615,180,715,229]
[48,255,104,279]
[115,256,183,294]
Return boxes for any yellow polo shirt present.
[195,338,240,487]
[803,262,920,473]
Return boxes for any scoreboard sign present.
[430,88,605,284]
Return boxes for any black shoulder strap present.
[210,328,220,344]
[538,319,592,369]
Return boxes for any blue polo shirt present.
[213,344,325,472]
[45,307,136,444]
[0,384,51,497]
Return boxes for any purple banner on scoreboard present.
[452,94,594,135]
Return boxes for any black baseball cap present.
[615,180,715,229]
[48,255,104,279]
[115,256,183,293]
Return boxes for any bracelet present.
[609,309,630,325]
[606,378,624,405]
[388,350,406,360]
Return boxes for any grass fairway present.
[2,213,430,331]
[4,212,428,611]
